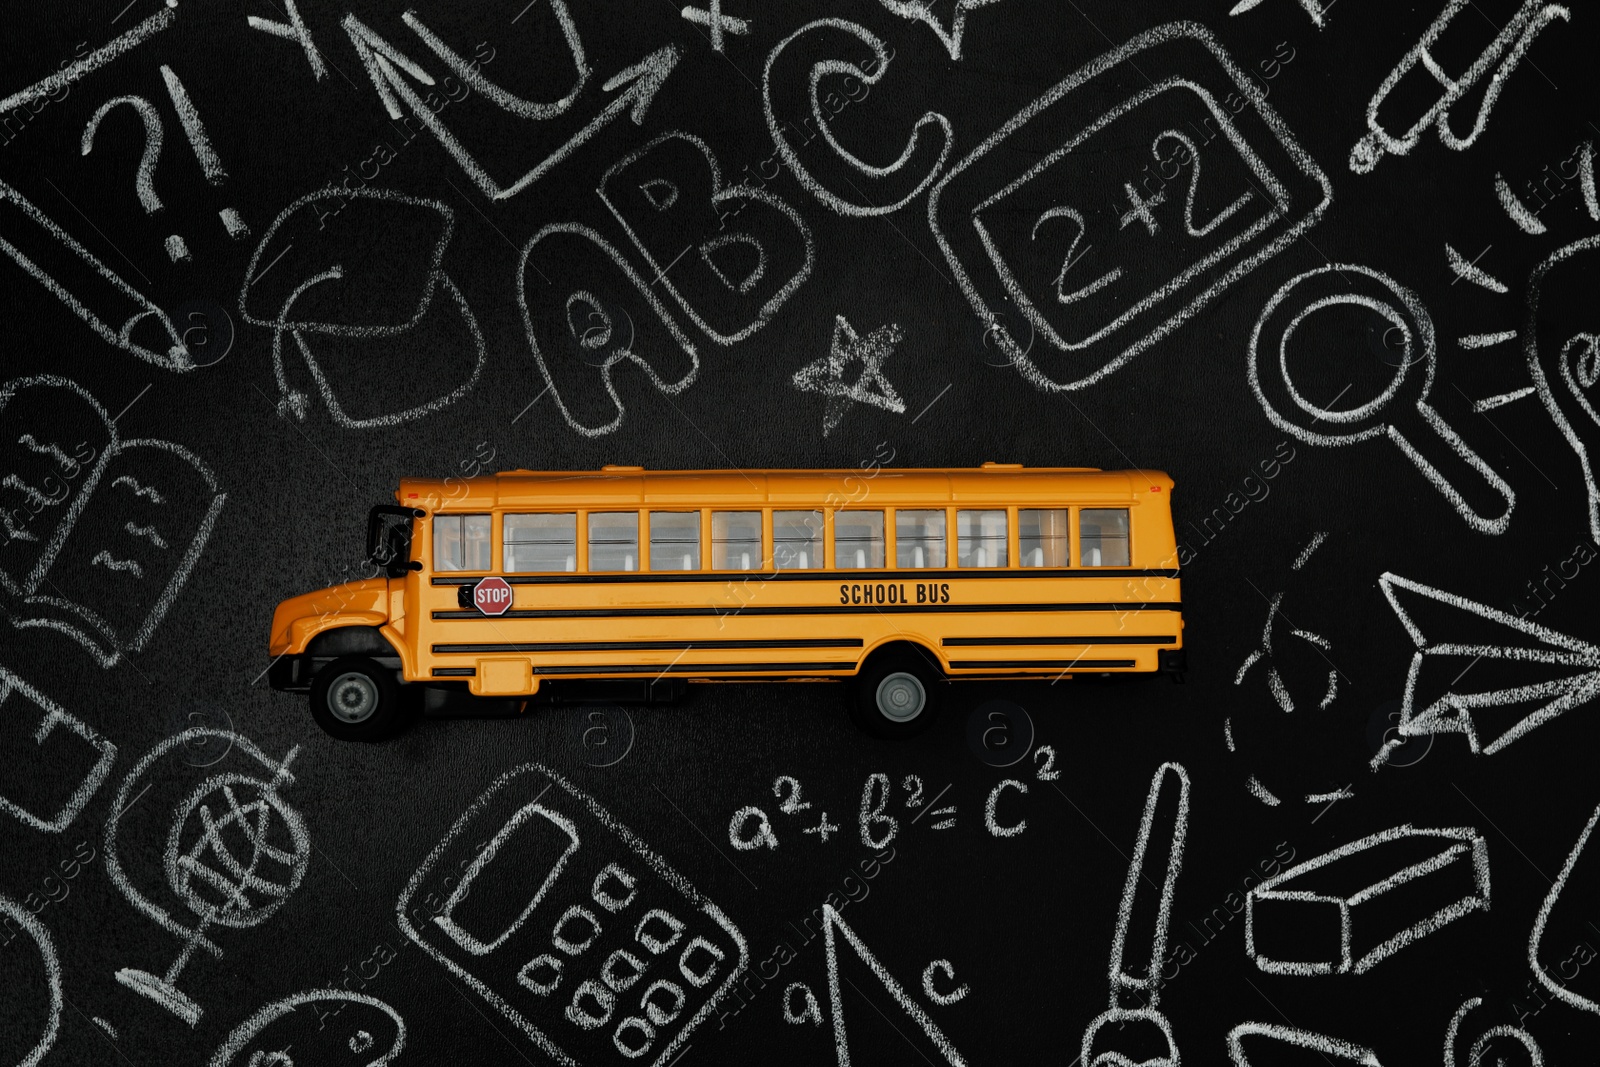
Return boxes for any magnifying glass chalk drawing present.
[1247,263,1515,536]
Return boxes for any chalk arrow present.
[343,15,680,201]
[1376,572,1600,759]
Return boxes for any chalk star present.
[793,315,906,436]
[802,812,840,843]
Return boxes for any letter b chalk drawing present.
[927,22,1331,392]
[395,764,748,1066]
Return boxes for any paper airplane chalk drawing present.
[1373,572,1600,765]
[1245,824,1490,975]
[793,316,906,436]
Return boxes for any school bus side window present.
[896,509,945,568]
[433,514,491,571]
[504,513,577,572]
[650,511,700,571]
[712,511,760,570]
[589,512,639,572]
[957,510,1007,567]
[1020,509,1069,567]
[773,510,821,570]
[1080,508,1130,566]
[835,511,885,569]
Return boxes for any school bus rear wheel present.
[852,653,942,738]
[310,656,403,742]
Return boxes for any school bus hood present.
[269,577,390,655]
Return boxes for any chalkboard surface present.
[3,1,1598,1063]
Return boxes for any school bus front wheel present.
[308,656,405,742]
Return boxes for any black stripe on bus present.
[431,602,1182,620]
[532,662,857,675]
[430,567,1180,586]
[432,638,865,654]
[431,667,476,677]
[942,635,1177,646]
[947,659,1136,670]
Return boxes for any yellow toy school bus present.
[268,464,1184,740]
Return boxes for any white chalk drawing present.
[81,96,166,213]
[247,0,327,80]
[762,20,953,217]
[0,667,116,833]
[1496,172,1549,235]
[0,892,62,1067]
[927,21,1331,393]
[1581,142,1600,221]
[1460,330,1519,350]
[1446,243,1509,294]
[1349,0,1570,174]
[921,960,969,1006]
[0,375,225,667]
[1247,263,1515,535]
[0,180,189,368]
[1445,998,1544,1067]
[342,10,677,200]
[517,222,699,437]
[1529,799,1600,1015]
[1245,776,1280,807]
[598,130,815,346]
[793,316,906,436]
[982,779,1025,838]
[1232,532,1344,804]
[1472,387,1535,412]
[728,806,778,851]
[874,0,1004,61]
[159,65,227,185]
[1236,586,1338,716]
[783,981,822,1025]
[1080,763,1189,1067]
[681,3,750,49]
[1524,236,1600,544]
[822,904,965,1066]
[0,5,177,113]
[1228,0,1329,28]
[1225,1023,1381,1066]
[394,763,748,1065]
[1245,824,1490,975]
[1291,531,1326,571]
[1373,571,1600,762]
[210,989,406,1066]
[238,187,485,428]
[401,7,586,120]
[104,729,308,1026]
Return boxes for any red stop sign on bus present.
[472,576,513,616]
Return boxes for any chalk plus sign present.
[1119,182,1167,235]
[679,0,751,52]
[803,812,839,843]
